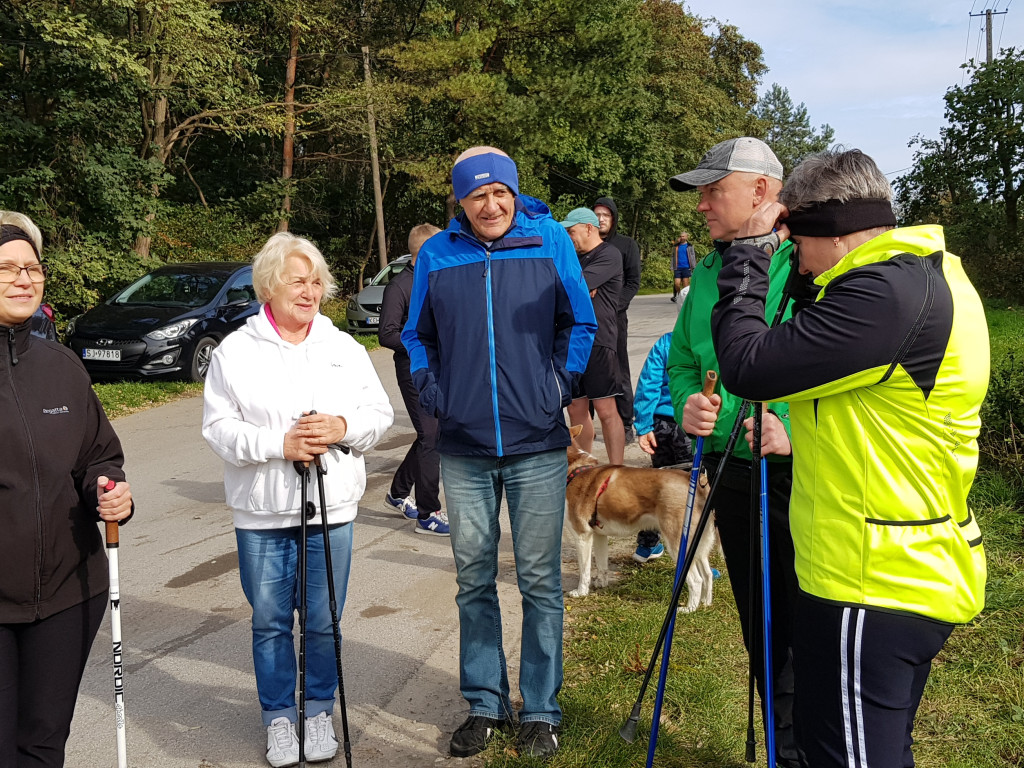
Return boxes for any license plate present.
[83,348,121,361]
[367,316,379,325]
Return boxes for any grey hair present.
[0,210,44,256]
[251,232,337,304]
[780,148,892,213]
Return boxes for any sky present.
[682,0,1023,180]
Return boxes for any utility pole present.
[970,6,1009,63]
[362,45,388,270]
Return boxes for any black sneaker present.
[517,721,560,759]
[449,715,512,758]
[623,425,637,445]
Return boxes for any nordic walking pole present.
[619,397,748,745]
[752,405,775,768]
[745,446,759,763]
[643,371,716,766]
[313,454,353,768]
[294,460,313,768]
[103,479,128,768]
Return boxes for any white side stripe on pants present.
[840,607,868,768]
[854,609,867,767]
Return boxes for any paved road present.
[65,293,682,768]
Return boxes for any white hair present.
[251,232,337,303]
[0,211,44,256]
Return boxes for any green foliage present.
[151,204,267,263]
[640,254,673,293]
[1,0,836,316]
[896,49,1024,299]
[978,304,1024,480]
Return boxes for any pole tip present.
[619,717,639,744]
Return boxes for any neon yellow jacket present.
[711,226,988,624]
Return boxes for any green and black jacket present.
[666,240,796,462]
[711,225,988,624]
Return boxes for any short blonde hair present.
[408,224,441,259]
[0,211,44,256]
[251,232,338,303]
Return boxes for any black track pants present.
[0,591,107,768]
[710,455,802,768]
[793,595,953,768]
[614,311,634,427]
[390,356,441,514]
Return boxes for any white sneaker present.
[266,717,299,767]
[304,711,339,762]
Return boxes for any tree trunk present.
[133,93,170,259]
[277,21,300,234]
[446,191,456,222]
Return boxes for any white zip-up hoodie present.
[202,307,393,529]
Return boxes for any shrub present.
[640,254,672,292]
[979,351,1024,479]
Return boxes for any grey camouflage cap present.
[669,137,784,191]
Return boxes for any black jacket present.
[594,196,641,311]
[1,322,128,623]
[378,265,412,363]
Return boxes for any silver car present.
[346,255,412,333]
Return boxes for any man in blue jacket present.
[403,146,597,760]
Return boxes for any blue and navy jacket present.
[633,332,676,436]
[402,195,597,457]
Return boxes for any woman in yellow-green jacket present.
[710,149,988,768]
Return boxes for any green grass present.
[93,380,204,420]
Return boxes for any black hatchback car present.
[66,262,259,382]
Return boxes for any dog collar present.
[566,465,594,486]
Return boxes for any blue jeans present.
[440,449,566,725]
[236,523,352,726]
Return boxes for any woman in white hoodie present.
[202,232,393,767]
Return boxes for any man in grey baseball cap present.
[664,137,806,768]
[669,136,784,192]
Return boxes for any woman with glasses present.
[0,211,134,767]
[202,232,393,767]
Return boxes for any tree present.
[943,50,1024,238]
[754,83,834,175]
[895,49,1024,298]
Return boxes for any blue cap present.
[559,208,600,228]
[452,153,520,201]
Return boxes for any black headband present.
[0,225,40,258]
[785,198,896,237]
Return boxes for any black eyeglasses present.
[0,263,47,284]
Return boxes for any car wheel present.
[190,337,218,382]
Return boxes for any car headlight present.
[347,298,359,311]
[66,315,81,337]
[146,318,199,341]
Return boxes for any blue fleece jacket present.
[402,195,597,457]
[633,332,676,436]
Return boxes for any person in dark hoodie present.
[0,210,134,768]
[593,197,642,443]
[378,223,449,536]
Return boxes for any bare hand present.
[284,412,348,461]
[638,432,657,455]
[96,476,133,522]
[735,200,791,244]
[743,406,792,457]
[682,392,721,437]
